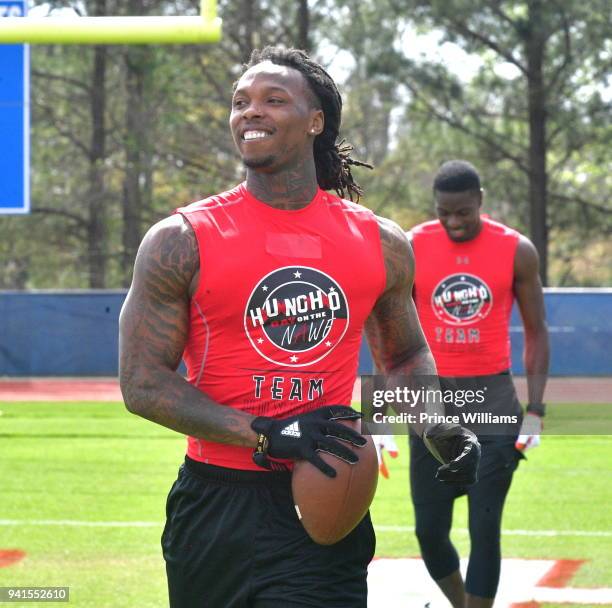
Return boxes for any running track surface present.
[0,377,610,402]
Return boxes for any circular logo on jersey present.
[431,273,493,325]
[244,266,349,367]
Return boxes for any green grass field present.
[1,401,611,607]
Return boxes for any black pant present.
[162,457,376,608]
[409,373,523,598]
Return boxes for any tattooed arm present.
[364,218,441,436]
[365,219,434,376]
[119,215,258,447]
[365,219,481,483]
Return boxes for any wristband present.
[254,432,269,455]
[251,417,271,465]
[526,403,546,417]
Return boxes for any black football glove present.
[423,423,481,485]
[251,406,366,478]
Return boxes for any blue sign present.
[0,0,29,214]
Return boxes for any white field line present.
[0,519,159,528]
[368,558,612,607]
[532,587,612,603]
[0,519,611,538]
[376,525,612,537]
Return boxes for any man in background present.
[407,159,549,608]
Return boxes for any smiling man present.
[407,160,550,608]
[119,50,479,607]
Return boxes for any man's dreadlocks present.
[246,47,373,202]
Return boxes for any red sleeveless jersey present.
[175,184,386,470]
[411,217,519,376]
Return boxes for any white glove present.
[373,434,399,478]
[515,413,543,452]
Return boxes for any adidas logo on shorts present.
[280,421,301,438]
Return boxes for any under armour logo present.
[280,421,301,438]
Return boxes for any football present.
[291,419,378,545]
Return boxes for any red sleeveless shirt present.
[175,184,386,470]
[411,217,519,377]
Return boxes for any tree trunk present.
[122,45,153,285]
[374,81,393,165]
[87,36,107,288]
[297,0,310,52]
[121,0,155,286]
[240,0,256,64]
[525,0,548,284]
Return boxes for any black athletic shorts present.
[161,457,376,608]
[410,433,523,504]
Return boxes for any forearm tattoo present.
[119,219,256,446]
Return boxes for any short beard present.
[448,234,472,243]
[243,154,276,169]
